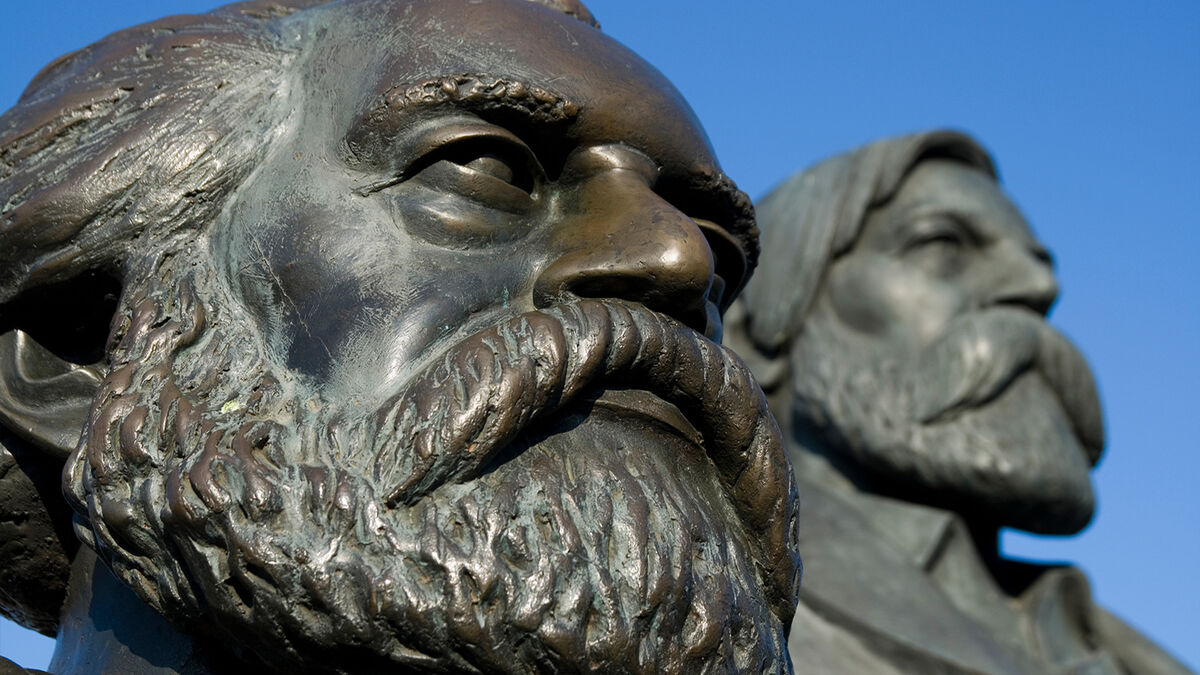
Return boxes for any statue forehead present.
[295,0,718,169]
[863,159,1042,250]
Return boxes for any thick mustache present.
[915,306,1104,464]
[367,298,801,617]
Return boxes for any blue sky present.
[1,1,1196,670]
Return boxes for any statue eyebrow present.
[382,73,579,122]
[344,73,579,163]
[887,201,1054,265]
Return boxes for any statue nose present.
[533,148,717,336]
[987,243,1059,316]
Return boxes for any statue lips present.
[913,306,1106,467]
[590,388,705,448]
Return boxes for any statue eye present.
[902,215,972,274]
[464,155,516,183]
[903,215,970,252]
[371,129,547,246]
[443,141,537,195]
[914,231,964,250]
[406,137,542,213]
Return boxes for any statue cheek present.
[825,255,963,344]
[824,257,898,337]
[307,256,536,404]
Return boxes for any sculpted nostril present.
[992,268,1058,316]
[995,295,1053,316]
[1025,293,1055,316]
[533,261,715,337]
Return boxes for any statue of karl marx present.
[0,1,802,672]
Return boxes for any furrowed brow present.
[344,73,579,165]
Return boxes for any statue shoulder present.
[787,599,908,675]
[1094,608,1194,675]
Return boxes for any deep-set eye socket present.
[397,135,543,218]
[464,155,516,184]
[899,213,977,278]
[903,213,975,250]
[358,119,547,214]
[914,231,965,250]
[422,136,540,196]
[368,123,549,246]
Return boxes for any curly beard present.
[789,304,1103,535]
[64,258,800,674]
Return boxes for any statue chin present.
[936,372,1096,536]
[50,398,789,674]
[404,397,789,673]
[845,372,1097,536]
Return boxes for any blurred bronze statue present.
[727,130,1190,674]
[0,1,802,672]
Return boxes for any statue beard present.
[66,266,801,674]
[789,304,1104,535]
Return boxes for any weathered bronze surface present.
[0,1,801,672]
[727,130,1191,674]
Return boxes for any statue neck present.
[51,548,241,675]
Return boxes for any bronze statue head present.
[0,1,800,671]
[735,130,1103,535]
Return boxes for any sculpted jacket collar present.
[788,460,1191,675]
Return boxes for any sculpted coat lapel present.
[788,465,1188,675]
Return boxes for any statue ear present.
[0,330,102,460]
[0,271,119,459]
